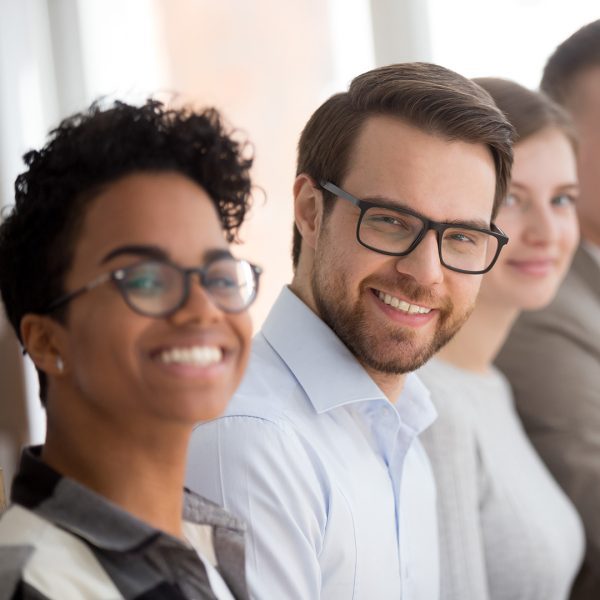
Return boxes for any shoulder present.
[0,505,121,599]
[191,411,322,479]
[497,265,600,380]
[418,360,477,420]
[183,489,246,532]
[419,366,512,464]
[218,333,314,425]
[187,405,330,519]
[419,364,478,468]
[189,335,327,477]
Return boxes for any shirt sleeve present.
[497,321,600,574]
[186,415,327,600]
[420,397,491,600]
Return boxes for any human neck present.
[364,368,407,402]
[435,301,519,374]
[42,402,190,539]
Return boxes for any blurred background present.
[0,0,598,490]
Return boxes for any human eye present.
[373,214,407,226]
[443,228,487,255]
[447,231,478,245]
[363,209,417,236]
[122,263,169,296]
[205,260,241,292]
[502,193,520,208]
[551,193,576,207]
[207,275,238,289]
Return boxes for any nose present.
[395,229,444,286]
[523,202,559,246]
[169,274,224,326]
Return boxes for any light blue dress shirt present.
[186,287,439,599]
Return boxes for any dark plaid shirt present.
[0,447,248,599]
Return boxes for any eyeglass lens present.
[359,206,499,272]
[116,259,257,316]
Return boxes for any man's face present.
[566,66,600,245]
[308,115,496,376]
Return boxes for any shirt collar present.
[11,446,244,552]
[261,287,436,433]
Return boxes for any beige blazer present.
[496,244,600,600]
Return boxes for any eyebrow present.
[101,245,234,265]
[204,248,235,263]
[511,181,580,192]
[362,195,491,230]
[101,245,169,264]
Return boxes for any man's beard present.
[311,262,474,375]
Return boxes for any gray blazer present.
[496,244,600,600]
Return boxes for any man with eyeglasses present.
[187,62,514,599]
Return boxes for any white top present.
[418,358,584,600]
[182,522,235,600]
[186,286,440,599]
[194,550,235,600]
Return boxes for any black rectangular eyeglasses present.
[320,180,508,275]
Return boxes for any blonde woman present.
[419,78,584,600]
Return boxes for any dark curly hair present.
[0,98,254,402]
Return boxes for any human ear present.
[20,314,68,376]
[293,174,324,252]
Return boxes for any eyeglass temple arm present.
[44,272,113,313]
[319,181,361,208]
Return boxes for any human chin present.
[312,268,472,375]
[517,278,563,312]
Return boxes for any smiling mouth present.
[159,346,223,367]
[507,259,557,275]
[375,290,432,314]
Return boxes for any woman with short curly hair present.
[0,99,260,599]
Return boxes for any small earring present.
[56,356,64,373]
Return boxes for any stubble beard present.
[311,260,475,375]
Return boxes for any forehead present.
[511,127,577,184]
[72,171,226,268]
[342,115,497,223]
[568,66,600,115]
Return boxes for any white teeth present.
[377,290,431,314]
[160,346,223,366]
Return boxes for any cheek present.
[64,304,145,388]
[446,274,483,314]
[560,218,580,255]
[229,312,253,368]
[479,269,504,299]
[494,215,520,244]
[458,277,483,306]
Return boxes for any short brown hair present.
[541,20,600,106]
[292,62,514,268]
[474,77,577,150]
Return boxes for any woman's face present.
[479,127,580,311]
[54,171,253,426]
